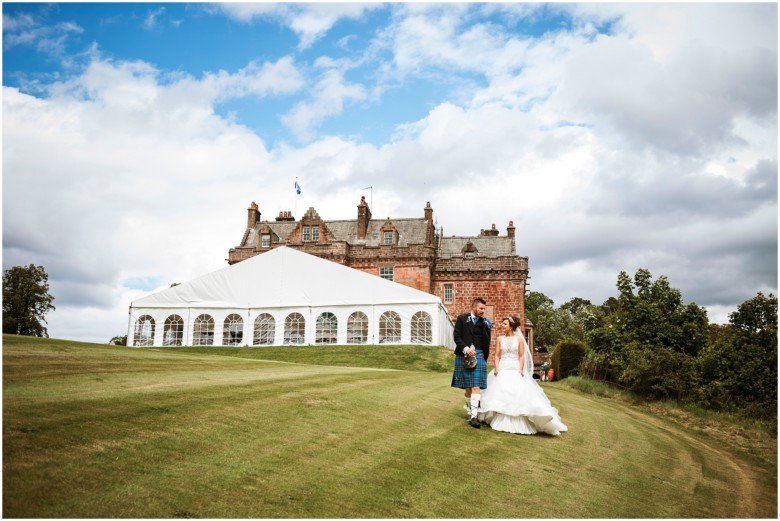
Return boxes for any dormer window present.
[383,231,393,245]
[302,225,320,242]
[261,234,271,248]
[462,240,478,259]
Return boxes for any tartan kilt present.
[451,351,488,389]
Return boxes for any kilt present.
[451,350,488,389]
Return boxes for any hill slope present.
[3,335,776,518]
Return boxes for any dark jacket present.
[453,313,491,361]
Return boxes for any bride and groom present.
[452,298,568,435]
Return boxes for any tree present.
[605,269,708,356]
[524,292,586,350]
[586,269,709,399]
[3,264,56,337]
[525,291,553,313]
[696,293,777,418]
[561,297,593,316]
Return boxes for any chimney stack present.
[507,220,515,239]
[484,223,499,237]
[357,196,372,240]
[247,202,260,228]
[424,201,433,221]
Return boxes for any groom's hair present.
[471,297,486,307]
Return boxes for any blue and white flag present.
[294,180,301,195]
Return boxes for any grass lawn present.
[3,335,777,518]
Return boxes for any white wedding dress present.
[478,334,568,435]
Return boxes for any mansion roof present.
[234,200,519,260]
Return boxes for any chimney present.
[424,201,433,222]
[247,202,260,228]
[484,223,499,237]
[507,220,515,239]
[357,196,372,240]
[275,210,295,222]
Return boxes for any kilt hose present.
[451,350,488,389]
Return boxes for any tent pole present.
[127,306,133,347]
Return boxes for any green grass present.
[166,343,455,372]
[4,335,777,518]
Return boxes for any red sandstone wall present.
[434,279,525,326]
[391,266,431,292]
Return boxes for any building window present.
[253,313,275,345]
[383,231,393,245]
[223,314,244,346]
[284,313,305,345]
[379,311,401,344]
[133,315,155,346]
[464,252,475,259]
[444,284,454,304]
[311,226,319,242]
[411,311,432,345]
[302,226,310,241]
[315,312,338,345]
[163,314,184,346]
[380,266,394,281]
[347,312,368,344]
[261,234,271,248]
[193,314,215,346]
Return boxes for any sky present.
[3,2,777,343]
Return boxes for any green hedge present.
[551,341,587,380]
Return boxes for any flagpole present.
[362,185,372,210]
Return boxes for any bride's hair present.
[505,315,521,331]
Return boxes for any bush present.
[551,341,586,379]
[619,345,698,401]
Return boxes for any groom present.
[452,298,492,428]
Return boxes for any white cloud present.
[2,12,83,59]
[281,68,367,142]
[143,7,166,31]
[215,3,380,49]
[570,3,777,63]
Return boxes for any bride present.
[477,316,568,435]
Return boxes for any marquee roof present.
[130,246,443,310]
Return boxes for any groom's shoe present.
[468,416,481,428]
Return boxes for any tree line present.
[528,268,777,420]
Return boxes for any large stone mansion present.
[227,197,532,346]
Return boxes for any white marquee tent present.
[128,246,454,348]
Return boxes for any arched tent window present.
[133,315,155,346]
[163,314,184,347]
[284,313,305,345]
[379,311,401,344]
[223,314,244,346]
[254,313,275,346]
[193,314,215,346]
[347,311,368,344]
[315,312,338,345]
[411,311,432,344]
